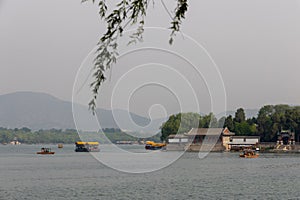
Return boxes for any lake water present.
[0,145,299,200]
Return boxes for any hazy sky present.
[1,0,300,118]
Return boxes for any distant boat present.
[10,137,21,145]
[239,149,259,158]
[115,141,133,145]
[145,141,166,150]
[37,148,55,155]
[58,144,63,148]
[75,142,100,152]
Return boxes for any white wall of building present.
[231,138,259,144]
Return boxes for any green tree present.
[161,112,222,141]
[161,114,181,141]
[234,108,246,123]
[257,105,275,141]
[234,121,257,136]
[161,112,201,141]
[201,113,218,128]
[224,115,234,131]
[246,117,256,125]
[255,104,300,142]
[20,127,31,133]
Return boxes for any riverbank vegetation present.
[1,104,299,144]
[161,104,300,142]
[0,128,160,144]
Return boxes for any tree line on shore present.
[1,104,299,144]
[0,128,80,144]
[0,128,161,144]
[161,104,300,142]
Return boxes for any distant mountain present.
[0,91,260,132]
[0,91,166,132]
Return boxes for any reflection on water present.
[0,145,299,199]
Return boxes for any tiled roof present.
[167,134,188,138]
[184,128,223,136]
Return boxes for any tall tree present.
[234,108,246,123]
[160,112,200,141]
[224,115,234,131]
[257,105,275,142]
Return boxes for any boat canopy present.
[75,142,99,145]
[145,141,166,147]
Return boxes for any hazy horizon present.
[1,0,300,118]
[0,90,280,117]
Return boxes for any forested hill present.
[0,92,259,131]
[0,92,164,132]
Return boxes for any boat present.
[145,141,166,150]
[75,141,100,152]
[37,148,55,155]
[58,143,63,148]
[239,149,259,158]
[10,137,21,145]
[115,141,133,145]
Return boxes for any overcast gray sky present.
[1,0,300,118]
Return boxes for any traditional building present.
[167,134,189,144]
[277,130,295,145]
[185,128,223,151]
[166,134,189,151]
[221,128,236,151]
[226,136,260,151]
[166,127,235,151]
[166,127,261,151]
[184,128,233,143]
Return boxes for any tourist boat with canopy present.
[239,149,259,158]
[37,147,55,155]
[75,141,100,152]
[145,141,166,150]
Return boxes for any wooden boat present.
[58,143,63,148]
[75,141,100,152]
[37,148,55,155]
[145,141,166,150]
[239,149,259,158]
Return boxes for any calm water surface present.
[0,145,299,200]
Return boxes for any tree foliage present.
[160,112,223,141]
[160,113,199,141]
[231,108,257,135]
[257,105,300,142]
[234,108,246,123]
[0,128,160,144]
[224,115,234,131]
[0,128,80,144]
[234,121,257,136]
[160,105,300,142]
[82,0,189,111]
